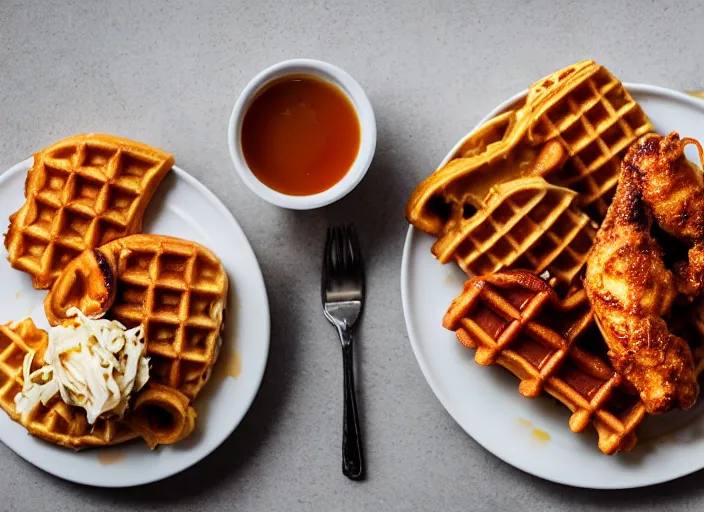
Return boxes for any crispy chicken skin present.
[584,133,700,414]
[627,133,704,297]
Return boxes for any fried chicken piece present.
[627,133,704,297]
[584,136,699,414]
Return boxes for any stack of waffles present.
[0,134,228,450]
[406,60,667,454]
[406,59,653,291]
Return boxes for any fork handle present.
[341,340,365,480]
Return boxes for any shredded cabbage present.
[14,308,149,424]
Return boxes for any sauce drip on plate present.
[227,351,242,379]
[531,428,551,442]
[241,75,361,196]
[98,449,125,466]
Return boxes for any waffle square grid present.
[5,134,173,289]
[443,270,646,454]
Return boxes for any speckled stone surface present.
[2,0,704,510]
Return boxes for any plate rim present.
[0,158,271,487]
[400,83,704,489]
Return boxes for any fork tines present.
[322,224,364,301]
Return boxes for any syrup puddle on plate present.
[15,291,21,299]
[531,428,551,443]
[210,349,242,382]
[516,417,532,428]
[97,449,125,466]
[516,417,551,443]
[226,351,242,378]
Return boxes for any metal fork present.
[321,224,365,480]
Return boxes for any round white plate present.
[401,84,704,489]
[0,160,270,487]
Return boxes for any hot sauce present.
[241,75,361,196]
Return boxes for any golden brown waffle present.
[45,234,228,400]
[5,134,174,289]
[406,60,653,286]
[431,177,596,287]
[126,382,197,449]
[443,270,646,454]
[0,318,138,449]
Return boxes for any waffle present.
[0,318,138,449]
[126,382,197,449]
[431,177,596,288]
[5,134,174,289]
[45,234,228,400]
[406,60,652,286]
[443,270,646,454]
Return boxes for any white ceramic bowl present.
[228,59,377,210]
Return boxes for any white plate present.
[0,159,270,487]
[401,84,704,489]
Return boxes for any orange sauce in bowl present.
[241,75,361,196]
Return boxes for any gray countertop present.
[2,0,704,510]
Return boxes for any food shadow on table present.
[281,118,414,265]
[522,443,704,506]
